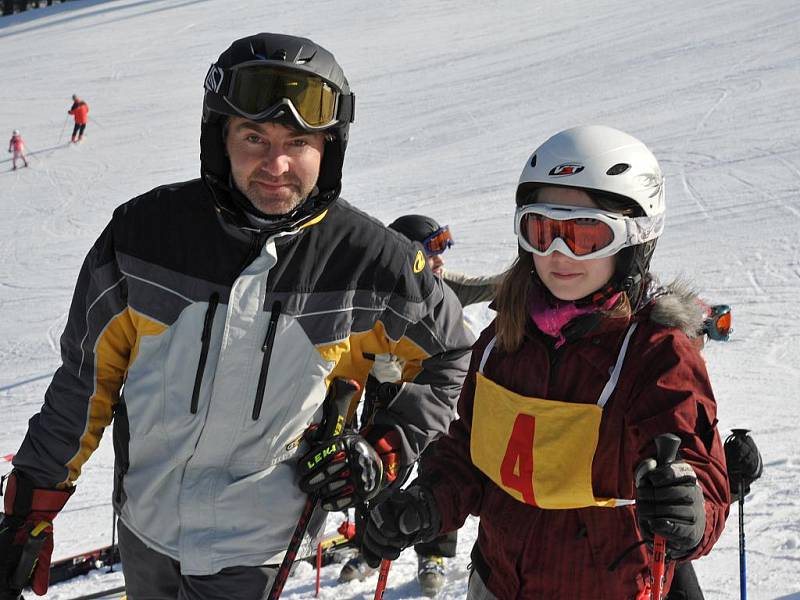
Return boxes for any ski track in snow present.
[2,0,800,598]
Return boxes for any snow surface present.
[1,0,799,598]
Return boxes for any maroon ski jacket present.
[421,285,730,600]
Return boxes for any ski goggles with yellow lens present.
[422,226,454,255]
[219,62,354,131]
[514,204,664,260]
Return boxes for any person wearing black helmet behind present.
[337,215,502,596]
[0,34,472,600]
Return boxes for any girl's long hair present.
[495,188,642,353]
[494,252,535,353]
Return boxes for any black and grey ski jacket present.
[13,179,473,574]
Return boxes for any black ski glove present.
[724,430,762,500]
[298,427,401,511]
[361,484,441,568]
[635,458,706,558]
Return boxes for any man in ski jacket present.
[7,130,28,170]
[68,94,89,143]
[0,33,472,599]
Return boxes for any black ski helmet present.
[201,33,355,231]
[388,215,442,244]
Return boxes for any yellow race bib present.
[470,372,624,509]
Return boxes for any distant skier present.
[7,130,28,170]
[362,126,731,600]
[67,94,89,143]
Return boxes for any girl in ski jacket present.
[363,126,730,600]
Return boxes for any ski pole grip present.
[319,378,361,440]
[654,433,681,467]
[10,520,50,591]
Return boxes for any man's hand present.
[361,484,441,568]
[298,428,401,511]
[635,458,706,558]
[0,471,73,598]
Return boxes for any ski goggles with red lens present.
[422,226,454,255]
[514,203,664,260]
[214,62,355,131]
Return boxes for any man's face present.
[427,253,444,277]
[225,117,326,215]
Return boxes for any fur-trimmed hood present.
[645,278,708,339]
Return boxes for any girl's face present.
[532,187,617,301]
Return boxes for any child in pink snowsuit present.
[8,130,28,170]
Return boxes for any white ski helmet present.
[517,125,665,217]
[12,130,19,136]
[517,125,666,304]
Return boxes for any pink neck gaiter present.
[528,285,621,348]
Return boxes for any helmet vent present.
[270,49,288,61]
[606,163,630,176]
[530,154,537,167]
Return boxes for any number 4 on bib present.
[500,414,537,506]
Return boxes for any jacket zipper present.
[252,300,282,420]
[190,292,220,414]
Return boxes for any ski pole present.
[738,479,746,600]
[373,559,392,600]
[726,428,756,600]
[650,433,681,600]
[57,114,70,145]
[267,378,361,600]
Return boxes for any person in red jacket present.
[7,129,28,170]
[68,94,89,143]
[362,126,730,600]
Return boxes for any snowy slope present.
[1,0,799,598]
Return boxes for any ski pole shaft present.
[268,495,316,600]
[315,542,322,597]
[57,115,69,145]
[651,433,681,600]
[373,559,392,600]
[738,480,746,600]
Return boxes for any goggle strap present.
[626,213,665,245]
[338,92,355,123]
